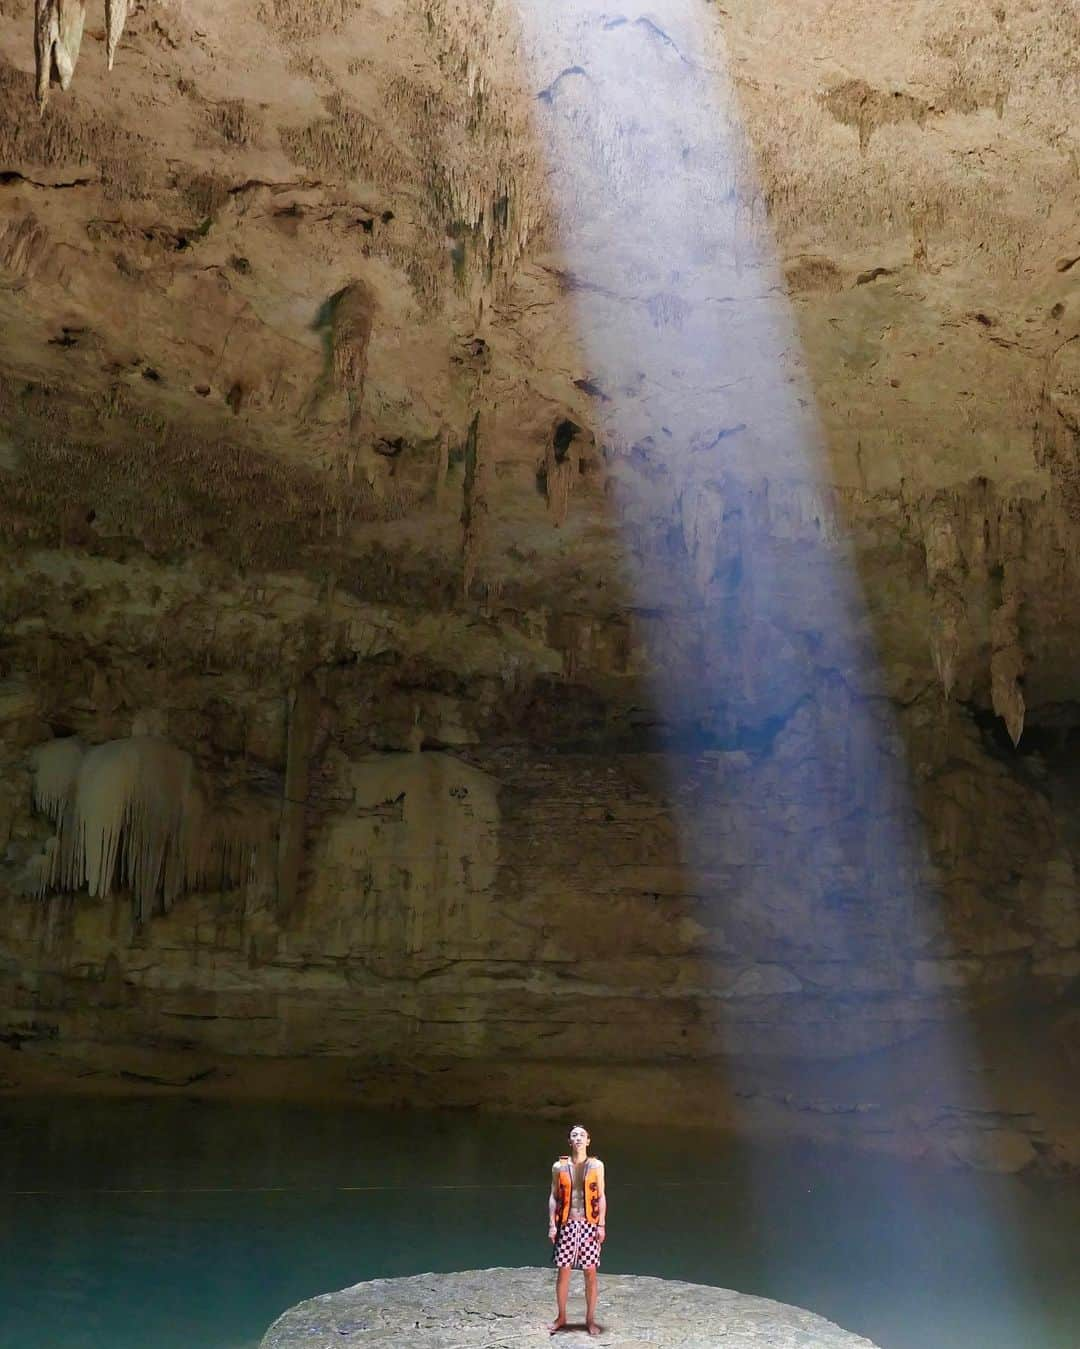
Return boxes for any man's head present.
[568,1124,590,1151]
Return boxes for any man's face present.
[569,1126,590,1150]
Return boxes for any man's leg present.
[584,1268,600,1335]
[549,1267,571,1333]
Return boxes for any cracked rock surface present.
[259,1269,882,1349]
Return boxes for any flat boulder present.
[261,1268,882,1348]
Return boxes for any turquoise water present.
[1,1099,1077,1348]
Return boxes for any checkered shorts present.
[554,1217,602,1269]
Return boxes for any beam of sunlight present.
[507,2,1044,1345]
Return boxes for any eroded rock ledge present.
[260,1268,881,1349]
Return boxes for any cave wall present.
[1,507,1078,1168]
[3,708,1077,1063]
[0,0,1079,1170]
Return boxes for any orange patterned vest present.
[554,1156,602,1226]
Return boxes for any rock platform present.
[260,1268,881,1349]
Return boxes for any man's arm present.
[596,1160,607,1241]
[548,1165,559,1239]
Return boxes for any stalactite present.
[921,499,966,698]
[990,577,1026,746]
[929,586,964,698]
[55,0,87,90]
[276,680,319,914]
[33,0,127,113]
[34,0,56,113]
[105,0,128,71]
[543,419,585,527]
[26,736,268,921]
[31,735,85,821]
[416,0,547,294]
[329,281,376,439]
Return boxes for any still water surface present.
[1,1099,1077,1349]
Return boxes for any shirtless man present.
[548,1124,607,1336]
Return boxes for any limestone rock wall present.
[0,517,1077,1168]
[0,0,1078,1168]
[2,711,1075,1066]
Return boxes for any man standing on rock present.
[548,1124,606,1336]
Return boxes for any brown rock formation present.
[0,0,1078,1168]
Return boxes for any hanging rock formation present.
[21,736,269,922]
[33,0,127,112]
[990,576,1026,746]
[105,0,126,71]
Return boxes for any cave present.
[0,3,1078,1348]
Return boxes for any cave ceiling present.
[1,0,1080,745]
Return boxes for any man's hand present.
[549,1223,558,1243]
[597,1225,607,1245]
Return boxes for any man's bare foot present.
[587,1322,602,1337]
[548,1317,567,1334]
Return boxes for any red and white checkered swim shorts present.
[554,1218,602,1269]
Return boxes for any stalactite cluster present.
[917,491,1034,744]
[33,0,128,113]
[23,736,268,920]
